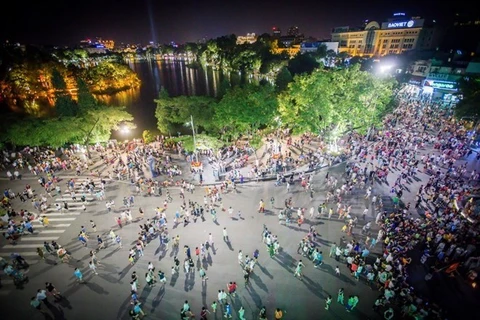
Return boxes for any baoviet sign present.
[387,20,414,28]
[382,19,423,29]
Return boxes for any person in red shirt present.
[200,306,210,320]
[227,282,237,297]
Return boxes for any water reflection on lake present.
[96,60,249,134]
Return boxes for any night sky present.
[0,0,472,46]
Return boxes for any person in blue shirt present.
[133,301,146,317]
[73,268,84,283]
[224,302,232,318]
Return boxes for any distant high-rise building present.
[272,27,281,38]
[287,26,300,37]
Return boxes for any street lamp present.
[120,125,130,134]
[379,64,393,73]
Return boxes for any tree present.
[214,84,278,139]
[51,68,77,117]
[312,44,328,60]
[455,76,480,119]
[275,67,293,92]
[278,64,396,136]
[4,106,134,153]
[76,78,97,112]
[287,54,319,76]
[154,87,217,134]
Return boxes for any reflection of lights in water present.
[94,87,140,106]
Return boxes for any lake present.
[96,60,250,138]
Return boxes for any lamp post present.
[190,114,198,162]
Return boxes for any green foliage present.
[4,106,134,147]
[77,78,98,112]
[51,68,67,90]
[51,68,78,117]
[287,54,319,76]
[55,95,78,117]
[214,84,278,139]
[278,64,396,134]
[82,61,140,94]
[154,87,217,134]
[166,134,223,152]
[142,129,159,144]
[275,67,293,92]
[455,77,480,119]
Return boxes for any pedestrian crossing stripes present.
[37,230,65,234]
[34,217,77,222]
[0,176,108,294]
[20,236,60,241]
[37,212,82,216]
[2,244,46,249]
[33,224,71,228]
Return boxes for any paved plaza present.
[1,137,479,320]
[0,154,390,320]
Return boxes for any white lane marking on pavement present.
[20,236,59,241]
[2,244,48,249]
[0,251,39,256]
[38,230,65,234]
[35,218,76,222]
[33,224,71,228]
[54,198,94,202]
[46,207,85,212]
[39,212,81,216]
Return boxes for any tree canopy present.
[455,76,480,119]
[4,106,133,148]
[214,84,278,139]
[154,87,217,134]
[278,64,396,135]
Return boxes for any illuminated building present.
[287,26,300,37]
[79,38,115,50]
[272,27,281,38]
[270,44,300,58]
[236,33,257,45]
[97,38,115,50]
[331,13,441,57]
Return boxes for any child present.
[325,295,332,310]
[335,266,341,276]
[337,288,344,304]
[211,301,217,313]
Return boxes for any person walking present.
[133,301,146,318]
[115,235,123,248]
[325,295,332,310]
[337,288,344,304]
[45,282,61,300]
[41,216,49,227]
[90,220,97,232]
[223,302,232,318]
[294,260,304,280]
[36,247,45,260]
[223,228,228,242]
[89,261,98,275]
[238,306,246,320]
[73,268,84,283]
[158,270,167,285]
[211,301,218,314]
[200,306,210,320]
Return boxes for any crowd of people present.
[0,84,479,319]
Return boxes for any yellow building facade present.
[332,15,437,57]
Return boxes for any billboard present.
[381,19,424,29]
